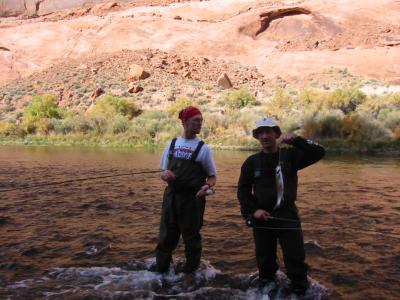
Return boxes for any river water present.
[0,146,399,299]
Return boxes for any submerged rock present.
[330,273,357,286]
[73,244,111,259]
[0,262,17,270]
[304,240,324,256]
[21,247,43,257]
[0,217,11,225]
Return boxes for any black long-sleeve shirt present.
[237,137,325,218]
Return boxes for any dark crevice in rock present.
[239,7,312,39]
[35,0,45,16]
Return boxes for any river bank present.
[1,135,400,155]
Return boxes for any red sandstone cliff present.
[1,0,399,87]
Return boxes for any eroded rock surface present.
[0,0,399,87]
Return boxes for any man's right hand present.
[253,209,271,221]
[161,170,175,182]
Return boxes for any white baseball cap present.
[252,117,282,138]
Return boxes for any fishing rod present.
[251,216,400,240]
[2,176,399,240]
[0,169,162,193]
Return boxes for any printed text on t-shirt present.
[173,148,194,160]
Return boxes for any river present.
[0,146,399,299]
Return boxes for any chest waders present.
[156,138,207,273]
[252,148,309,292]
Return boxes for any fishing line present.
[253,216,400,240]
[1,174,399,240]
[0,169,162,193]
[252,226,303,231]
[205,185,400,240]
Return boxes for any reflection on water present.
[0,146,399,299]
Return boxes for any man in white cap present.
[237,117,325,295]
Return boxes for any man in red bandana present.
[155,106,217,274]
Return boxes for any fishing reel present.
[245,216,255,227]
[196,186,215,198]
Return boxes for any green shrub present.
[296,87,367,114]
[70,114,93,134]
[130,110,181,142]
[301,112,320,139]
[301,110,345,139]
[325,87,366,113]
[108,115,131,134]
[297,89,327,112]
[89,115,108,135]
[90,94,141,120]
[202,113,227,137]
[24,94,64,120]
[234,109,261,135]
[279,116,301,133]
[0,121,25,137]
[341,113,390,142]
[22,94,65,134]
[51,119,75,135]
[378,109,400,130]
[23,121,36,134]
[357,93,400,115]
[221,88,257,109]
[168,98,193,117]
[319,114,343,138]
[35,118,54,135]
[265,87,294,117]
[302,110,391,142]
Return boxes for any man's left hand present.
[280,133,297,144]
[196,184,211,197]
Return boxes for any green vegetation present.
[88,94,141,120]
[168,98,193,116]
[220,88,257,109]
[1,86,399,153]
[22,94,66,134]
[264,85,400,152]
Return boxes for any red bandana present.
[178,106,202,122]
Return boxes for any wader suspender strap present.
[167,138,204,161]
[254,152,262,178]
[191,141,205,162]
[168,138,177,161]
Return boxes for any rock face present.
[0,48,270,112]
[0,0,190,17]
[0,0,122,17]
[0,0,400,86]
[90,1,118,15]
[238,7,314,39]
